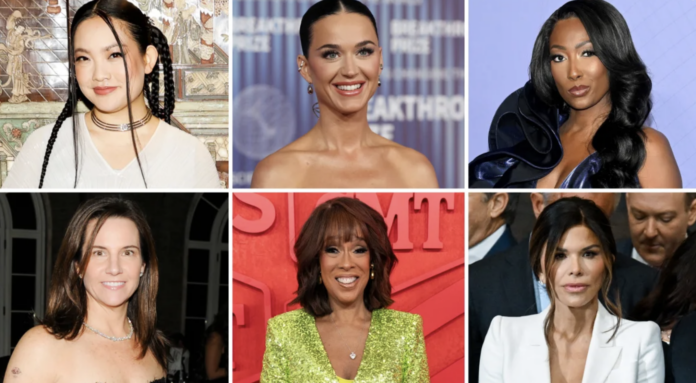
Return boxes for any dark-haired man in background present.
[468,193,519,264]
[468,193,658,383]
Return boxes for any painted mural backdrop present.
[232,0,465,188]
[0,0,230,186]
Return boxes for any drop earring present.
[370,264,375,280]
[307,84,314,94]
[378,64,382,87]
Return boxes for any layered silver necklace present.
[83,317,133,341]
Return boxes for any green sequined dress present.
[261,308,430,382]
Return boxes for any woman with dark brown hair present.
[480,197,663,382]
[261,197,429,382]
[3,197,168,382]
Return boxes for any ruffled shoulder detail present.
[469,81,563,188]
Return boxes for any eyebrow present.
[92,245,140,250]
[556,244,600,252]
[550,40,592,50]
[74,43,125,54]
[315,40,376,51]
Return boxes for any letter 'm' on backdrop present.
[232,193,465,382]
[232,0,465,188]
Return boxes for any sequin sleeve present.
[260,317,289,382]
[403,315,430,382]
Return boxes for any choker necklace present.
[83,317,133,341]
[91,110,152,132]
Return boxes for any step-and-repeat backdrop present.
[232,0,465,188]
[233,192,465,382]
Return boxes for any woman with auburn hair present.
[3,197,168,382]
[261,197,430,382]
[480,197,664,382]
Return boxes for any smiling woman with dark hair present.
[2,0,219,189]
[261,197,429,382]
[3,197,168,382]
[251,0,437,189]
[470,0,680,189]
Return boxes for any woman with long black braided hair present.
[3,0,220,189]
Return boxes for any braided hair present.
[39,0,176,188]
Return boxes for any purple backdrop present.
[469,0,696,186]
[232,0,465,188]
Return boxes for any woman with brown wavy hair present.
[3,197,167,382]
[261,197,429,382]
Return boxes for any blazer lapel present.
[520,310,551,383]
[581,304,622,383]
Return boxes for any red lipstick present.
[93,86,117,96]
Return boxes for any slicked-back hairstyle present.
[529,197,622,344]
[299,0,378,57]
[41,197,168,369]
[40,0,176,188]
[529,0,651,188]
[291,197,397,317]
[634,233,696,327]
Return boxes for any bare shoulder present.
[642,127,671,151]
[639,127,681,188]
[251,148,304,188]
[384,141,439,188]
[4,326,61,382]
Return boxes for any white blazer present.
[479,302,665,383]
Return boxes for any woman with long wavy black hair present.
[469,0,680,189]
[2,0,220,189]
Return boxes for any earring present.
[370,264,374,280]
[319,272,323,284]
[140,272,143,277]
[298,62,304,72]
[307,84,314,94]
[378,79,381,87]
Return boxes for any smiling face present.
[81,217,145,309]
[73,17,156,113]
[319,232,371,309]
[300,12,382,115]
[625,193,696,267]
[549,17,610,112]
[541,225,607,310]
